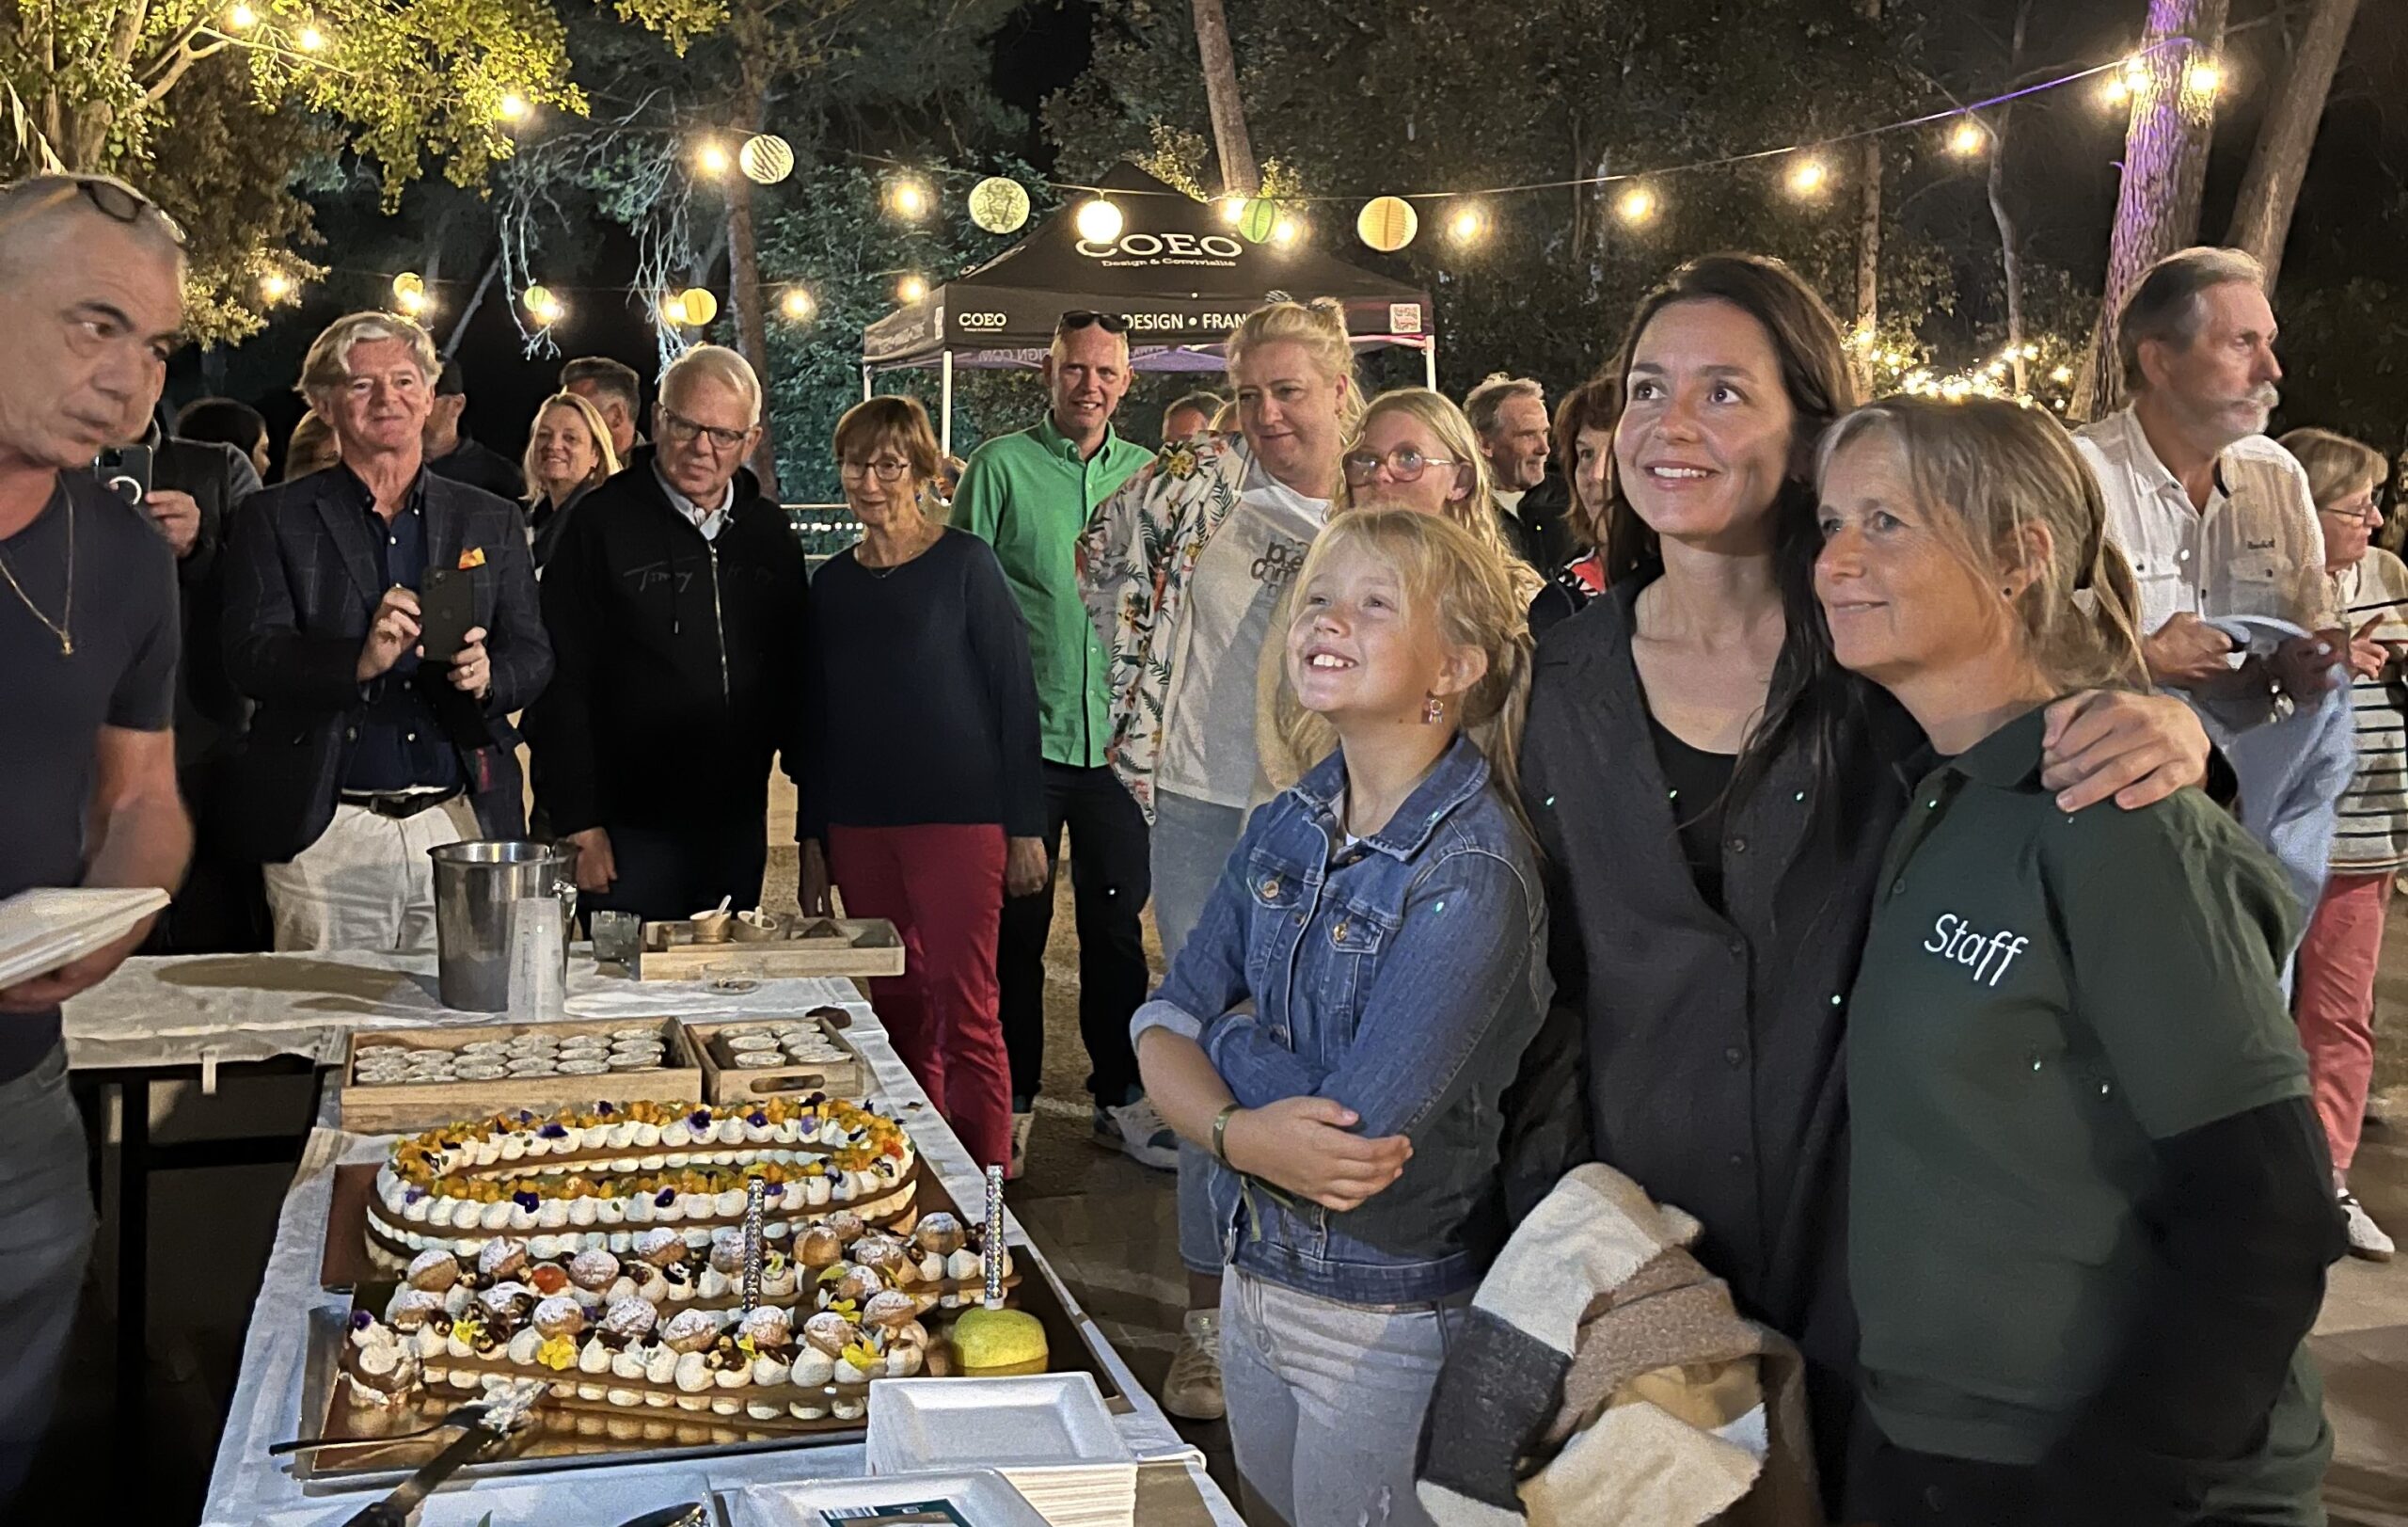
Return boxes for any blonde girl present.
[1132,509,1550,1527]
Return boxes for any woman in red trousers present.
[801,396,1048,1169]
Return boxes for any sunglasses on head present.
[9,174,188,247]
[1055,310,1129,336]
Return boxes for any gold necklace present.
[0,491,72,656]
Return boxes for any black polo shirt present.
[0,474,177,1081]
[1848,703,2323,1512]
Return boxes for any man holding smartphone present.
[221,312,551,950]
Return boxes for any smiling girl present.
[1820,396,2337,1527]
[1131,509,1550,1527]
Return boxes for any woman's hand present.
[799,839,833,918]
[1221,1097,1412,1213]
[1005,836,1051,899]
[2040,690,2210,812]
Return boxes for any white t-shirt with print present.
[1155,461,1326,807]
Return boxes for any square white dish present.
[864,1375,1131,1472]
[733,1469,1050,1527]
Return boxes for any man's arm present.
[949,447,1004,540]
[0,725,191,1011]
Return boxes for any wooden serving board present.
[337,1018,703,1135]
[688,1010,872,1104]
[636,916,905,982]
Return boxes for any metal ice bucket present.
[428,839,577,1011]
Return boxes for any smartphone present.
[94,445,152,507]
[418,565,476,665]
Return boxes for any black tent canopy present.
[860,164,1437,452]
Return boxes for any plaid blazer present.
[218,464,551,862]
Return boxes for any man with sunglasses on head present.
[0,173,192,1505]
[952,310,1168,1179]
[532,344,812,922]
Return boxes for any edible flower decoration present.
[536,1334,578,1370]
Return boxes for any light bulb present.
[497,92,530,122]
[396,289,427,316]
[533,295,564,326]
[1787,157,1828,196]
[2101,75,2131,105]
[1948,119,1986,156]
[2123,56,2151,88]
[1270,215,1302,247]
[294,23,326,51]
[260,271,292,301]
[1216,197,1245,226]
[890,180,929,219]
[781,288,816,322]
[896,274,928,304]
[226,3,257,26]
[1615,185,1656,225]
[1447,206,1485,246]
[2187,62,2223,96]
[2051,365,2072,385]
[1073,198,1124,243]
[696,141,730,177]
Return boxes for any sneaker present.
[2342,1192,2395,1262]
[1094,1093,1179,1171]
[1007,1107,1034,1182]
[1161,1308,1225,1422]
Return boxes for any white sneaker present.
[1007,1109,1033,1182]
[1161,1308,1225,1422]
[1095,1093,1179,1171]
[2342,1193,2395,1262]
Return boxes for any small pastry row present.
[388,1099,910,1187]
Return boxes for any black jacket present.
[531,452,811,836]
[1503,470,1577,574]
[146,427,261,764]
[219,465,552,862]
[429,434,526,501]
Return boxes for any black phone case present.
[418,567,475,664]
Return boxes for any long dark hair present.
[1596,253,1862,812]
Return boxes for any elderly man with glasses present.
[531,343,813,921]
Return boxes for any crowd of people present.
[0,165,2400,1526]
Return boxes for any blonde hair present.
[1817,395,2147,694]
[1275,508,1536,841]
[1224,297,1365,434]
[520,391,620,501]
[660,343,763,428]
[284,410,339,481]
[1337,389,1520,563]
[298,312,439,410]
[2278,427,2387,511]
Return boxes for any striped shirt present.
[2328,550,2408,871]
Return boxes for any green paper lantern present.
[1237,198,1278,244]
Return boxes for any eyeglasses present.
[5,174,188,247]
[1055,310,1129,336]
[659,406,751,452]
[2318,496,2381,521]
[1341,447,1461,484]
[840,457,912,482]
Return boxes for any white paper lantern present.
[740,134,795,184]
[969,176,1031,234]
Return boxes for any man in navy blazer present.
[221,312,550,950]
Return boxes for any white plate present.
[864,1375,1131,1474]
[733,1469,1050,1527]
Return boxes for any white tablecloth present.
[60,954,1237,1524]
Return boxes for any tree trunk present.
[2074,0,2230,420]
[445,251,500,359]
[1851,0,1881,390]
[725,75,779,499]
[1190,0,1259,198]
[1988,0,2033,397]
[2226,0,2361,290]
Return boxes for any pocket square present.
[457,547,486,570]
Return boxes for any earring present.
[1422,695,1446,724]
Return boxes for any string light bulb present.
[1446,204,1487,247]
[1216,197,1245,226]
[888,178,930,220]
[695,140,730,177]
[396,289,428,317]
[2050,365,2072,384]
[1270,215,1303,247]
[896,274,928,304]
[1947,118,1987,156]
[1073,197,1124,244]
[1786,156,1829,197]
[2123,56,2151,88]
[259,271,292,302]
[2187,61,2223,96]
[496,92,530,123]
[294,23,327,51]
[2101,75,2131,105]
[780,287,816,322]
[530,293,564,326]
[226,3,257,26]
[1615,184,1656,225]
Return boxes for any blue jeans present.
[0,1047,97,1507]
[1150,788,1248,1277]
[1219,1269,1464,1527]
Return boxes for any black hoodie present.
[531,449,810,835]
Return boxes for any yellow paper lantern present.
[1355,197,1417,253]
[521,283,554,315]
[969,177,1031,234]
[1236,198,1278,244]
[682,288,718,326]
[740,134,795,185]
[392,272,425,301]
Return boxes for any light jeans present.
[1219,1269,1465,1527]
[261,797,479,953]
[0,1047,97,1507]
[1149,788,1249,1277]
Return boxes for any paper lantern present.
[1073,198,1123,244]
[391,272,425,301]
[969,177,1030,234]
[1236,198,1278,244]
[520,283,554,314]
[674,288,718,326]
[1355,197,1417,253]
[740,134,794,184]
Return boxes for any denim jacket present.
[1131,733,1554,1305]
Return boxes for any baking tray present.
[337,1017,704,1134]
[292,1171,1120,1487]
[688,1010,873,1105]
[637,917,905,982]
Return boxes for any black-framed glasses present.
[659,406,750,452]
[7,173,188,247]
[1055,310,1129,336]
[1342,447,1460,484]
[839,457,911,482]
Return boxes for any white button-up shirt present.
[652,461,733,542]
[2075,407,2332,638]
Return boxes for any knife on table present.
[337,1377,545,1527]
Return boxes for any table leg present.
[116,1074,150,1433]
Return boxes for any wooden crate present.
[635,915,905,982]
[686,1010,873,1105]
[337,1017,704,1135]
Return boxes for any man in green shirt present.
[953,312,1169,1181]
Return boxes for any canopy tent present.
[861,163,1437,453]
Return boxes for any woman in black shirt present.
[801,396,1046,1171]
[1518,254,2216,1513]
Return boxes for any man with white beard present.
[2078,247,2339,708]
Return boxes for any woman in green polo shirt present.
[1815,394,2343,1527]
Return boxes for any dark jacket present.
[531,451,811,836]
[1502,470,1576,575]
[220,464,552,862]
[147,426,261,765]
[429,434,526,501]
[528,481,591,572]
